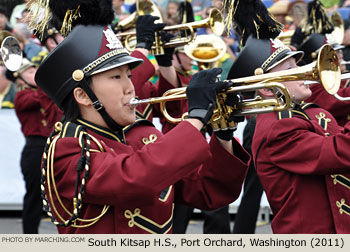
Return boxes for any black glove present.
[136,15,167,51]
[186,68,226,125]
[214,90,245,141]
[154,31,176,66]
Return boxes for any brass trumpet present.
[128,45,340,130]
[114,0,163,32]
[118,8,224,55]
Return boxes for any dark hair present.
[0,5,8,18]
[61,77,92,122]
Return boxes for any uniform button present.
[110,148,114,152]
[100,140,105,145]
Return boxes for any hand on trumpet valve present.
[136,15,167,51]
[186,68,226,124]
[154,32,176,66]
[213,91,244,141]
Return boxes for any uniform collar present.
[76,118,125,143]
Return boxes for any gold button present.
[72,69,84,81]
[254,68,264,76]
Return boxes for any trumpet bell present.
[1,36,22,71]
[208,8,225,36]
[138,0,163,23]
[184,34,226,62]
[317,44,341,95]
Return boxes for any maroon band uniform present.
[48,119,249,234]
[253,103,350,233]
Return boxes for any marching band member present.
[6,58,62,233]
[300,33,350,126]
[34,23,249,234]
[31,22,64,65]
[232,36,350,233]
[226,0,285,234]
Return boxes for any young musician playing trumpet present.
[234,36,350,233]
[34,22,250,234]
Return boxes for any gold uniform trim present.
[136,104,153,120]
[142,134,158,145]
[83,49,129,74]
[159,186,173,202]
[77,119,122,142]
[331,174,350,189]
[315,112,331,131]
[261,47,289,71]
[45,122,110,228]
[124,204,174,234]
[336,199,350,216]
[292,110,310,120]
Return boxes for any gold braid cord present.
[42,122,110,228]
[28,0,81,38]
[27,0,51,39]
[223,0,237,36]
[60,6,81,37]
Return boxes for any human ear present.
[258,88,274,97]
[73,87,91,106]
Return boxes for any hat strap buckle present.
[92,100,103,111]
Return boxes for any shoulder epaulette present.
[123,119,154,134]
[59,121,85,139]
[277,104,314,121]
[277,110,293,120]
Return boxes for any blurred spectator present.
[9,0,30,27]
[12,22,43,60]
[341,0,350,7]
[0,5,11,31]
[156,0,175,15]
[287,0,308,30]
[212,0,223,10]
[343,20,350,71]
[269,0,290,27]
[192,0,211,18]
[0,64,16,109]
[166,1,180,24]
[112,0,130,25]
[15,8,30,24]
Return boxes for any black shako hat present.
[224,0,303,80]
[228,36,304,79]
[35,25,143,110]
[297,33,344,65]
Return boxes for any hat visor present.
[332,44,345,51]
[89,54,143,76]
[266,50,304,72]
